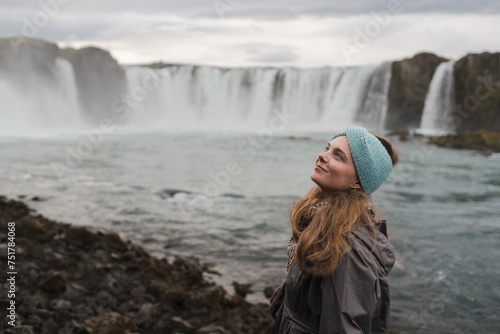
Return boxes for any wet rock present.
[164,288,187,305]
[174,255,205,285]
[264,286,275,299]
[41,319,59,334]
[18,292,46,315]
[38,271,67,293]
[0,197,31,220]
[65,226,102,249]
[386,52,448,130]
[233,282,254,298]
[387,128,410,141]
[153,314,176,331]
[49,299,72,311]
[18,217,47,238]
[197,323,226,333]
[4,325,35,334]
[102,232,128,252]
[64,282,89,302]
[25,314,42,328]
[453,52,500,132]
[135,302,158,328]
[2,313,22,328]
[29,313,55,334]
[146,279,184,304]
[60,320,90,334]
[171,316,193,330]
[32,309,55,321]
[184,286,225,314]
[0,196,275,333]
[429,129,500,152]
[83,312,137,334]
[134,245,150,257]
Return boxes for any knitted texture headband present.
[332,127,392,195]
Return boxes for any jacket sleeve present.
[318,244,381,334]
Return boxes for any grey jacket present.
[273,221,395,334]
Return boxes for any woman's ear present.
[351,181,361,190]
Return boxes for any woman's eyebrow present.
[334,148,348,160]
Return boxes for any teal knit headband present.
[331,127,392,195]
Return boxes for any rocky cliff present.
[385,52,448,130]
[0,37,60,87]
[59,47,127,124]
[0,37,126,126]
[452,52,500,132]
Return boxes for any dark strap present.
[269,280,286,318]
[377,219,388,238]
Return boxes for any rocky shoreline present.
[387,128,500,153]
[0,196,274,333]
[428,129,500,153]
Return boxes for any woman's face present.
[310,135,361,192]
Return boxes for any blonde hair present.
[290,186,377,276]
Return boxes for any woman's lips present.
[315,165,327,172]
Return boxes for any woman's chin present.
[310,173,321,186]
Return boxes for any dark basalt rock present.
[264,286,275,299]
[232,281,254,298]
[59,46,127,125]
[452,52,500,132]
[429,129,500,152]
[385,52,448,130]
[0,197,274,333]
[0,37,59,84]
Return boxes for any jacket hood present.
[351,220,395,275]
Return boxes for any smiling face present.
[310,135,361,193]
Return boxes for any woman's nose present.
[318,151,327,162]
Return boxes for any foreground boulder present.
[0,196,273,333]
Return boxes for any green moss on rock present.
[429,129,500,152]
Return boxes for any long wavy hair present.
[290,134,399,277]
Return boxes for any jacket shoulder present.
[350,222,396,276]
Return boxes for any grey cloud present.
[1,0,499,64]
[2,0,500,22]
[244,44,299,63]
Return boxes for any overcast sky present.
[1,0,500,67]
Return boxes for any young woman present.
[271,126,399,333]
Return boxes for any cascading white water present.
[356,62,393,130]
[419,61,456,135]
[0,56,441,136]
[0,57,82,136]
[121,64,383,133]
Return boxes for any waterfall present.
[119,64,380,132]
[0,57,81,136]
[355,62,393,130]
[0,47,457,136]
[419,61,455,134]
